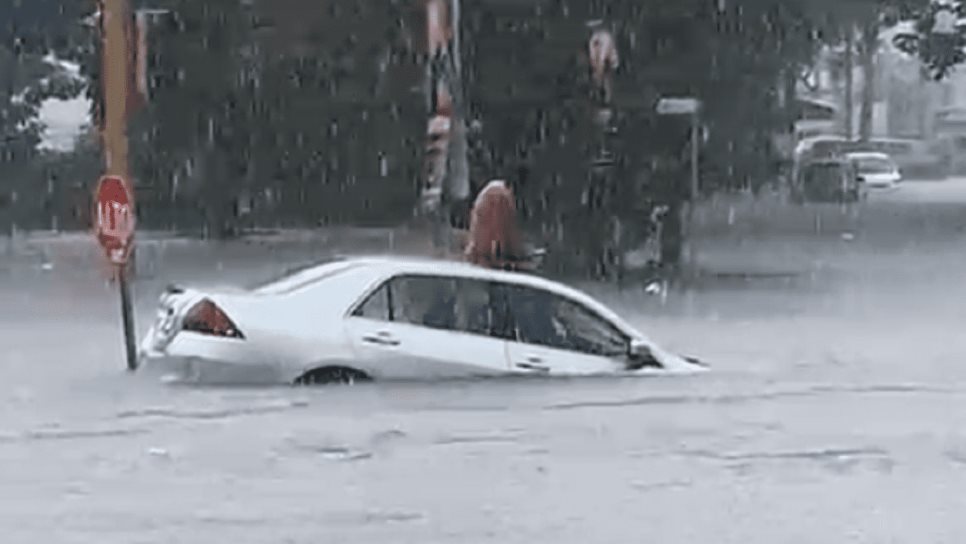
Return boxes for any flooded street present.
[4,181,966,543]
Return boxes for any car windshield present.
[854,157,895,174]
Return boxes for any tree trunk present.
[844,28,855,138]
[858,20,878,141]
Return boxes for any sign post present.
[95,175,138,372]
[656,97,701,202]
[656,97,702,265]
[96,0,140,372]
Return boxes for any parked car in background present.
[845,152,902,190]
[793,134,850,163]
[861,138,946,180]
[791,134,850,187]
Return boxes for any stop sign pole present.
[95,176,138,371]
[98,0,138,372]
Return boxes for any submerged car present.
[846,152,901,189]
[139,257,706,384]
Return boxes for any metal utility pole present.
[443,0,469,210]
[424,0,468,254]
[656,97,702,266]
[690,110,699,204]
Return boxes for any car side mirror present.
[856,175,866,183]
[627,339,662,370]
[629,339,647,356]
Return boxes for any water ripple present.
[116,400,310,421]
[0,427,148,443]
[544,383,958,411]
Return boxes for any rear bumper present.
[139,351,286,385]
[138,332,287,385]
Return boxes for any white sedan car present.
[139,256,706,385]
[846,151,902,189]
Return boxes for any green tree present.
[93,0,425,235]
[893,0,966,80]
[0,0,91,231]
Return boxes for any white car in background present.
[846,151,902,189]
[139,257,706,385]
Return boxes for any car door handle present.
[516,356,549,373]
[362,332,400,347]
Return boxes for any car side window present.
[391,275,458,330]
[389,275,510,338]
[505,285,628,356]
[452,279,496,336]
[553,298,629,357]
[352,282,391,321]
[353,274,512,339]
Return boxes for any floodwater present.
[3,180,966,543]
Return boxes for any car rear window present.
[804,163,845,184]
[811,141,845,156]
[251,260,360,295]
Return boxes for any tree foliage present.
[893,0,966,80]
[104,0,426,234]
[43,0,966,259]
[0,0,92,229]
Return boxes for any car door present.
[500,283,631,376]
[344,274,512,379]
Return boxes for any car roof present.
[321,255,631,322]
[799,135,847,144]
[345,255,580,295]
[806,157,850,165]
[234,255,643,339]
[846,151,893,160]
[869,137,920,144]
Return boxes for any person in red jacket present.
[464,178,527,270]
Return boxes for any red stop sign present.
[94,175,136,265]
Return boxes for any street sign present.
[94,175,135,265]
[656,97,701,115]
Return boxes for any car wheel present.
[295,366,372,386]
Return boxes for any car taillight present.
[182,299,245,339]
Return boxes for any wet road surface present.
[3,179,966,543]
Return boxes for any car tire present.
[294,366,372,386]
